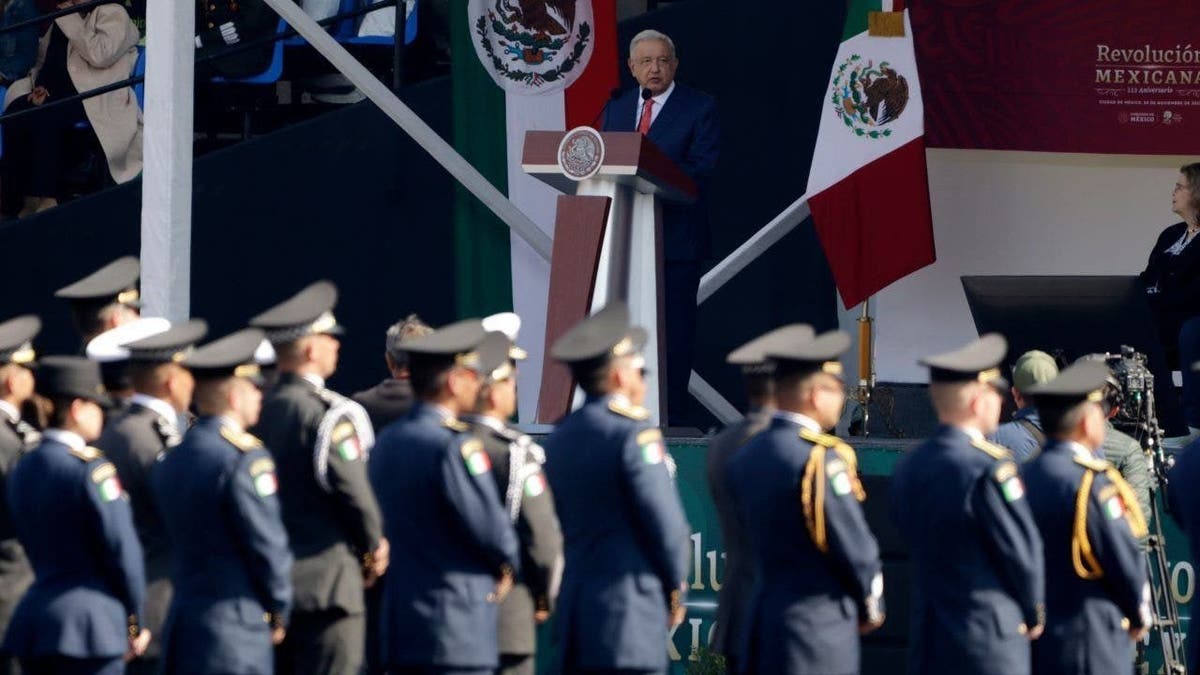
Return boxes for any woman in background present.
[1,0,141,217]
[1140,162,1200,446]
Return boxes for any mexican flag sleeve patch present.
[524,472,547,498]
[331,421,361,462]
[1104,493,1125,521]
[995,462,1024,502]
[637,428,664,465]
[250,457,278,498]
[91,462,123,502]
[461,439,491,476]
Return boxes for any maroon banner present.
[912,1,1200,154]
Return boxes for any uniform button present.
[1017,622,1028,635]
[209,4,215,8]
[208,22,215,27]
[262,612,270,623]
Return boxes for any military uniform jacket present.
[1168,442,1200,667]
[95,399,180,659]
[465,415,563,656]
[368,403,519,669]
[541,395,691,671]
[152,417,293,675]
[725,414,883,675]
[1021,441,1149,675]
[889,426,1045,675]
[3,434,145,659]
[195,0,278,79]
[254,373,382,616]
[0,406,36,647]
[705,407,771,660]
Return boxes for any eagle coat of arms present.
[469,0,595,95]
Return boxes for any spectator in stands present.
[0,0,38,86]
[989,349,1059,461]
[1,0,141,218]
[352,313,431,432]
[194,0,279,79]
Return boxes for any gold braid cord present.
[1103,467,1149,540]
[801,447,829,553]
[799,431,868,555]
[1072,471,1103,580]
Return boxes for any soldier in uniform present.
[462,324,563,675]
[94,320,208,675]
[152,328,294,675]
[706,324,804,672]
[85,318,174,410]
[249,281,387,675]
[890,335,1046,675]
[53,256,141,349]
[0,317,41,675]
[542,302,691,675]
[3,356,149,674]
[351,313,431,433]
[1020,361,1151,675]
[369,321,520,674]
[726,327,884,675]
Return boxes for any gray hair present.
[629,29,676,59]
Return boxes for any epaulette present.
[1072,454,1111,473]
[442,417,469,433]
[970,437,1013,461]
[800,430,866,554]
[220,426,263,453]
[67,446,103,462]
[608,398,650,421]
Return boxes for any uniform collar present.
[301,373,325,390]
[130,392,179,424]
[463,413,505,432]
[0,400,20,425]
[1061,439,1098,460]
[773,410,822,432]
[43,428,85,450]
[956,425,985,442]
[216,415,243,433]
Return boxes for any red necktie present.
[638,97,654,135]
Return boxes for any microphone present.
[588,87,624,129]
[641,88,652,101]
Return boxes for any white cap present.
[86,317,172,363]
[482,312,526,360]
[254,338,276,366]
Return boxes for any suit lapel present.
[648,86,687,142]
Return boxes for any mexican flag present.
[806,0,935,309]
[451,0,617,421]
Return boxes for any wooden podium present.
[523,128,697,424]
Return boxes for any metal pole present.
[258,0,553,260]
[392,0,406,92]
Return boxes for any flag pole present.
[852,295,876,437]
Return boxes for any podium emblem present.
[557,126,606,181]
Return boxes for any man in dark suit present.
[890,335,1046,675]
[1020,362,1150,675]
[0,317,41,675]
[4,356,149,674]
[705,324,805,672]
[463,329,562,675]
[94,320,208,675]
[601,29,719,427]
[153,328,294,675]
[250,282,388,675]
[542,302,691,675]
[351,313,431,433]
[368,321,520,675]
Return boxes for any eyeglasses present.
[634,57,674,68]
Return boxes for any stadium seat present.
[211,19,287,85]
[342,0,417,46]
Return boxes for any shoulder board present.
[636,428,663,446]
[220,427,264,453]
[442,417,469,433]
[608,398,650,421]
[312,386,345,409]
[68,446,103,462]
[799,427,841,448]
[459,437,483,459]
[248,457,276,477]
[494,425,524,443]
[970,437,1013,461]
[994,461,1018,482]
[1072,455,1111,472]
[90,462,116,483]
